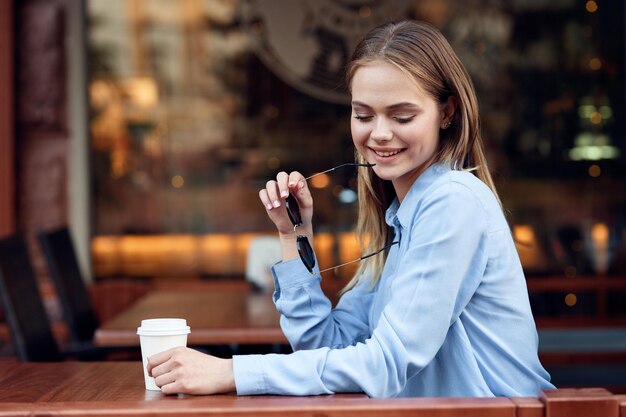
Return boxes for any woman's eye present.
[394,116,414,124]
[354,115,373,122]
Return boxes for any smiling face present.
[350,60,452,201]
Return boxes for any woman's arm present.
[234,181,488,397]
[149,180,489,397]
[259,170,376,350]
[271,259,376,350]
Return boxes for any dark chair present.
[0,235,62,361]
[0,234,128,362]
[37,227,144,361]
[37,227,99,344]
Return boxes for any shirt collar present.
[385,163,451,230]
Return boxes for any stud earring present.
[443,121,451,129]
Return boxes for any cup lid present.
[136,318,191,336]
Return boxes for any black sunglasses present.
[285,163,398,274]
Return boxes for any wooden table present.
[0,361,621,417]
[94,290,287,346]
[0,361,519,417]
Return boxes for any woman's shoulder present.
[425,168,493,202]
[421,169,507,232]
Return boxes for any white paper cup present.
[137,318,191,391]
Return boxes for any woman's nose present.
[370,118,393,141]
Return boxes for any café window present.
[86,1,626,320]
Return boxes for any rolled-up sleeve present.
[270,254,376,350]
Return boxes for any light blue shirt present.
[233,163,554,397]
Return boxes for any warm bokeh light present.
[585,0,598,13]
[339,232,362,265]
[591,223,610,274]
[592,223,609,244]
[589,57,602,70]
[90,79,114,109]
[564,293,578,307]
[513,225,547,270]
[123,77,159,108]
[589,111,602,124]
[514,225,535,243]
[588,164,601,177]
[314,233,336,271]
[171,175,185,188]
[309,173,330,189]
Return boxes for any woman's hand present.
[259,171,313,237]
[147,347,235,395]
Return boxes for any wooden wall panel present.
[0,0,15,238]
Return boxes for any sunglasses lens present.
[296,235,315,273]
[285,194,302,226]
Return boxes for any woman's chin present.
[371,168,397,182]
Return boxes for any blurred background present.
[1,0,625,391]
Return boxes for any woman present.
[148,20,554,397]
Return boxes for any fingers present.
[149,357,173,381]
[261,179,281,210]
[277,171,290,199]
[259,171,306,211]
[147,347,186,392]
[146,348,236,395]
[160,380,182,395]
[146,348,174,377]
[154,367,177,390]
[158,355,235,395]
[287,172,305,191]
[287,174,307,207]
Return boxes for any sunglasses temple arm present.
[360,241,399,260]
[316,241,398,274]
[305,163,375,180]
[317,258,364,275]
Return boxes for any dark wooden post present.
[0,0,15,238]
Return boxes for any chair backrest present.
[0,235,62,361]
[37,227,99,343]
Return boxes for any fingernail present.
[280,190,288,198]
[299,181,305,189]
[266,203,273,210]
[273,200,280,208]
[288,182,295,187]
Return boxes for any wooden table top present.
[0,361,520,417]
[94,290,287,346]
[0,361,621,417]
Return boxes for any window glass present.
[87,0,626,317]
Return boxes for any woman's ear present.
[440,95,458,128]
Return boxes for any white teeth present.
[375,149,402,157]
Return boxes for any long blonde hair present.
[342,20,500,292]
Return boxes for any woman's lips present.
[370,148,405,160]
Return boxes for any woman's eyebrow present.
[351,101,419,110]
[387,102,419,110]
[351,101,371,108]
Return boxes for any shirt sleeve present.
[269,256,376,351]
[233,181,489,397]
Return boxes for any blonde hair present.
[342,20,500,292]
